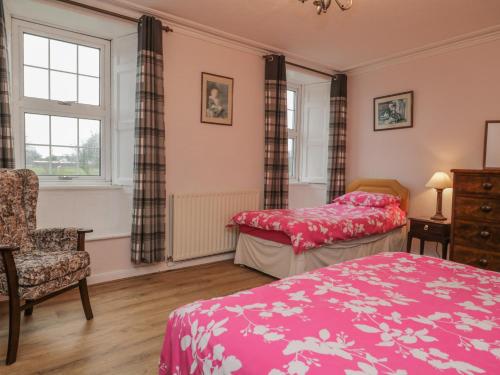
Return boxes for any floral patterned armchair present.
[0,169,93,365]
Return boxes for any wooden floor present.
[0,261,273,374]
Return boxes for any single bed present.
[233,179,410,278]
[159,252,500,374]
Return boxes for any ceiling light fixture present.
[298,0,352,15]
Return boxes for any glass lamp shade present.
[425,172,452,190]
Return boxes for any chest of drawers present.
[451,169,500,271]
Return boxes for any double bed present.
[232,179,410,278]
[159,252,500,374]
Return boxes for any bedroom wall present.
[7,0,265,284]
[79,31,265,283]
[347,37,500,224]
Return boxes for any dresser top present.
[451,169,500,174]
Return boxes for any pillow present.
[334,191,401,208]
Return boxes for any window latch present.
[57,100,76,106]
[58,176,74,181]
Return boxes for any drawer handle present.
[480,231,491,238]
[482,182,493,190]
[424,225,429,231]
[478,258,488,267]
[480,205,492,213]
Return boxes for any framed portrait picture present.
[201,72,234,126]
[373,91,413,131]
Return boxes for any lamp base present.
[430,213,447,221]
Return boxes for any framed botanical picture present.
[201,72,234,126]
[373,91,413,131]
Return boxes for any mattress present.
[230,201,407,254]
[234,226,406,278]
[159,252,500,374]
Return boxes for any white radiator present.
[170,191,260,261]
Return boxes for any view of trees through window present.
[25,114,100,176]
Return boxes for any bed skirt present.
[234,226,406,278]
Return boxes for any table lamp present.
[425,171,452,221]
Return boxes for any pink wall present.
[164,33,265,195]
[347,38,500,219]
[85,31,265,283]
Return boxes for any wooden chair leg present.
[1,247,21,365]
[78,278,93,320]
[6,292,21,365]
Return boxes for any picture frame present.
[373,91,413,131]
[483,120,500,170]
[201,72,234,126]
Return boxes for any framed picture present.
[373,91,413,131]
[201,72,234,126]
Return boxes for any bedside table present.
[406,217,451,259]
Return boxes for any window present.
[287,86,299,180]
[287,81,330,184]
[12,19,110,183]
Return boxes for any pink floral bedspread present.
[159,253,500,375]
[230,203,406,254]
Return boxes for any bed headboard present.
[346,179,410,213]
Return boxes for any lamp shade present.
[425,171,452,190]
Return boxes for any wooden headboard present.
[346,179,410,213]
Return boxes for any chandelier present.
[298,0,353,15]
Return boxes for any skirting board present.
[87,251,236,285]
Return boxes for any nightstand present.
[406,217,451,259]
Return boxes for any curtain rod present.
[286,61,335,79]
[264,55,335,79]
[54,0,173,32]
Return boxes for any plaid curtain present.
[131,16,166,264]
[327,74,347,203]
[0,0,13,169]
[264,55,288,209]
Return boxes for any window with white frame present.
[287,81,330,184]
[287,86,299,180]
[12,19,110,183]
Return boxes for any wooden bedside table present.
[406,217,451,259]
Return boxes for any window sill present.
[39,184,129,191]
[290,182,327,186]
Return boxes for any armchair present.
[0,169,94,365]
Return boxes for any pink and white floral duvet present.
[159,252,500,375]
[230,203,406,254]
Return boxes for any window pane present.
[50,71,77,102]
[24,66,49,99]
[288,138,295,178]
[287,90,296,111]
[79,148,100,176]
[78,76,99,105]
[287,109,295,130]
[51,116,77,146]
[51,146,79,175]
[25,113,49,144]
[24,34,48,68]
[50,39,77,73]
[25,145,50,175]
[78,45,100,77]
[79,119,100,147]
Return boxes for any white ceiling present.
[123,0,500,71]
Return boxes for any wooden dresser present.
[451,169,500,271]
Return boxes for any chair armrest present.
[77,229,93,252]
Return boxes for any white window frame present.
[287,83,301,183]
[11,18,111,185]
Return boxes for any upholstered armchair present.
[0,169,93,365]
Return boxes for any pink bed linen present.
[159,252,500,375]
[230,203,406,254]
